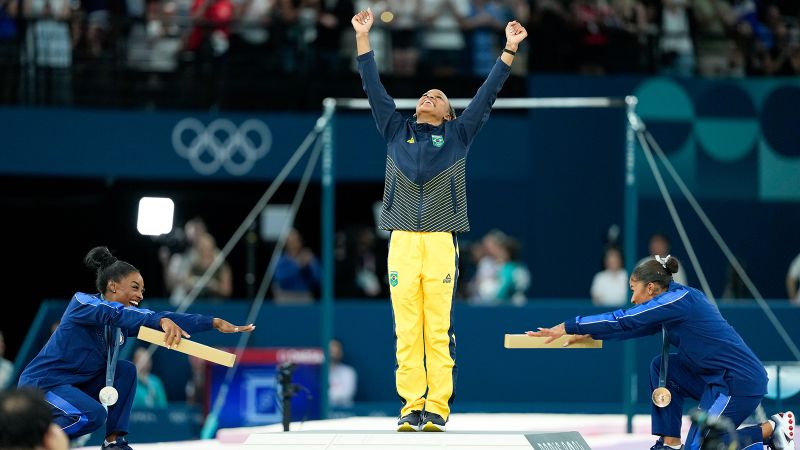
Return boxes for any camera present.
[276,362,298,432]
[277,362,296,386]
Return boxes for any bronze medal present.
[652,386,672,407]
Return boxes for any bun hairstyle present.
[84,246,138,294]
[631,254,680,290]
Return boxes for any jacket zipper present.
[417,145,423,229]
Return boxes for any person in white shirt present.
[329,338,357,408]
[590,246,628,306]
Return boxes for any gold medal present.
[652,387,671,407]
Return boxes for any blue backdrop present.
[2,75,799,300]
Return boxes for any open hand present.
[525,322,566,344]
[213,318,256,333]
[505,20,528,47]
[351,8,374,34]
[160,317,190,348]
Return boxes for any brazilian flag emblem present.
[389,271,399,287]
[431,135,444,148]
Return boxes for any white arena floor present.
[79,414,693,449]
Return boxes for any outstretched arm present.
[353,8,404,142]
[456,21,527,146]
[148,316,255,348]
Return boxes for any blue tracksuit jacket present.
[564,282,767,396]
[19,292,214,390]
[357,50,511,233]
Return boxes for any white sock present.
[666,444,682,449]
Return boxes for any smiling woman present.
[352,7,528,433]
[17,246,255,450]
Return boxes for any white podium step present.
[244,431,589,450]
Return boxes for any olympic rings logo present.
[172,118,272,176]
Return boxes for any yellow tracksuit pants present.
[388,230,458,420]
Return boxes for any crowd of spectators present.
[1,0,798,104]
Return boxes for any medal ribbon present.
[105,325,121,388]
[658,325,669,389]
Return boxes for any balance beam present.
[504,334,603,349]
[137,327,236,367]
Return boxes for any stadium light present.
[137,197,174,236]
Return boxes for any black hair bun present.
[84,246,118,271]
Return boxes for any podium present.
[243,430,592,449]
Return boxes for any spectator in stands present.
[693,0,742,76]
[160,217,208,300]
[273,228,321,303]
[572,0,612,75]
[126,0,184,73]
[387,0,420,76]
[0,387,69,450]
[186,0,235,59]
[174,233,233,301]
[336,226,387,299]
[590,246,628,306]
[23,0,73,104]
[606,0,651,73]
[638,232,687,285]
[494,234,530,305]
[230,0,274,60]
[721,259,752,301]
[328,338,357,408]
[527,0,573,72]
[468,229,529,305]
[786,251,800,305]
[468,230,503,305]
[184,355,206,406]
[462,0,508,76]
[313,0,353,74]
[764,18,800,75]
[354,0,391,72]
[79,0,115,58]
[162,218,232,303]
[656,0,696,76]
[0,330,13,389]
[417,0,470,76]
[132,348,168,409]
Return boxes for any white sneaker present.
[771,411,795,450]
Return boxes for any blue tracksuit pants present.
[43,360,137,439]
[650,354,765,450]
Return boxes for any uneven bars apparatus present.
[323,95,636,430]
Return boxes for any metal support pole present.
[320,98,336,419]
[623,96,639,433]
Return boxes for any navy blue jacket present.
[565,282,768,396]
[357,50,511,232]
[19,292,213,391]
